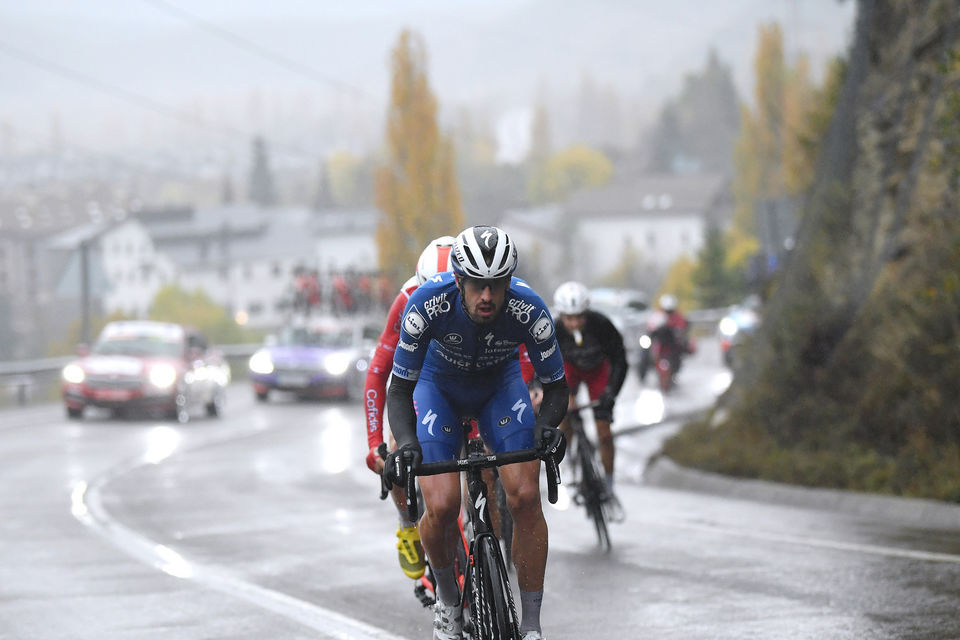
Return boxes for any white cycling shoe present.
[521,631,545,640]
[433,601,464,640]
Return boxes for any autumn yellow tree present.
[375,30,464,286]
[529,144,613,203]
[732,23,842,261]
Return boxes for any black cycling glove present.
[597,390,616,414]
[534,422,566,463]
[382,442,422,488]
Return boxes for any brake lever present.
[404,459,419,523]
[544,452,561,504]
[377,442,390,500]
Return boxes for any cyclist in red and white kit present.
[364,236,455,580]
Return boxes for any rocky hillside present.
[665,0,960,501]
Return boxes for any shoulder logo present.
[403,307,427,338]
[529,309,555,344]
[443,332,463,345]
[497,416,511,427]
[424,293,451,319]
[507,298,535,324]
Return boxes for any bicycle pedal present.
[413,583,436,608]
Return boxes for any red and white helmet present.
[415,235,456,285]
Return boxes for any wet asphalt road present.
[1,337,959,639]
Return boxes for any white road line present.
[71,436,413,640]
[644,517,960,564]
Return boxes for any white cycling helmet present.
[415,235,456,285]
[553,281,590,315]
[659,294,678,312]
[451,225,518,279]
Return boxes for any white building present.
[46,218,177,318]
[501,173,732,294]
[135,205,382,329]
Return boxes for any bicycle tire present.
[577,441,612,550]
[470,533,520,640]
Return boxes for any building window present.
[243,264,253,280]
[272,262,282,277]
[647,231,656,249]
[248,301,263,316]
[681,232,690,246]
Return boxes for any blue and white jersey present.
[391,272,566,384]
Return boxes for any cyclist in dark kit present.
[552,281,628,498]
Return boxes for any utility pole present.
[79,239,91,345]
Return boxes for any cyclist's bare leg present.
[498,458,547,633]
[418,472,464,604]
[497,459,547,589]
[595,418,615,479]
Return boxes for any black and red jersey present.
[554,309,628,396]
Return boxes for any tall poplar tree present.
[248,136,277,207]
[375,30,464,286]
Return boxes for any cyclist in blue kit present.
[384,225,569,640]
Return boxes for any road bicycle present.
[390,423,561,640]
[566,401,622,551]
[378,434,516,611]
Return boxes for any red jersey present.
[364,275,419,453]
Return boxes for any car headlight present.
[149,363,178,388]
[638,334,652,350]
[249,350,274,374]
[324,352,352,376]
[719,317,739,337]
[63,364,85,384]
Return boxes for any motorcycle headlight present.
[149,363,177,389]
[63,364,85,384]
[249,350,274,374]
[324,352,352,376]
[719,317,739,337]
[638,334,652,350]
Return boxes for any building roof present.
[565,172,731,221]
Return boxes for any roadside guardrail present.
[0,344,260,408]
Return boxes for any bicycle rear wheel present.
[470,533,521,640]
[577,441,612,550]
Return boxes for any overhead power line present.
[0,40,320,157]
[0,39,247,139]
[141,0,373,101]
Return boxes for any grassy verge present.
[662,415,960,504]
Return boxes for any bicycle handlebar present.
[571,400,600,412]
[400,447,561,523]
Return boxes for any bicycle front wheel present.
[470,533,521,640]
[578,442,612,551]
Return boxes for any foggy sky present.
[0,0,855,152]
